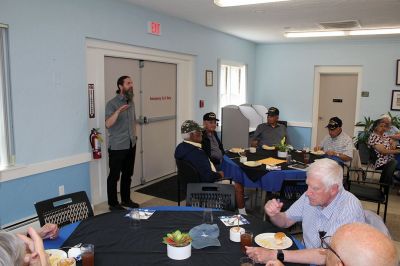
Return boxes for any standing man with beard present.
[105,76,139,211]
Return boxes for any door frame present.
[86,38,195,205]
[311,66,362,147]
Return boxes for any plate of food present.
[254,232,293,250]
[262,145,275,150]
[310,150,325,156]
[229,147,245,153]
[57,258,76,266]
[243,161,262,167]
[46,249,68,266]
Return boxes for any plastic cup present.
[80,244,94,266]
[240,231,253,254]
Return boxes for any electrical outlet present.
[59,185,65,196]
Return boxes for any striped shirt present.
[320,131,353,158]
[285,189,365,248]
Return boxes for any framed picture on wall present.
[397,60,400,85]
[391,90,400,111]
[205,70,213,87]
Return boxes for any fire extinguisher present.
[90,128,102,159]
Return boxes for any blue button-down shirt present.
[285,189,365,248]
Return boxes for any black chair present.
[186,183,236,211]
[345,166,390,222]
[176,159,201,206]
[278,179,308,212]
[34,191,94,227]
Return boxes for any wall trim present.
[287,121,312,128]
[0,153,91,182]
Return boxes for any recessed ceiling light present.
[285,31,346,38]
[214,0,290,7]
[285,27,400,38]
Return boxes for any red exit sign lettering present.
[148,21,161,36]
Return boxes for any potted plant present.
[163,230,192,260]
[275,137,291,158]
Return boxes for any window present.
[219,62,247,109]
[0,24,14,169]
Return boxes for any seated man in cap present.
[175,120,247,214]
[251,107,289,147]
[314,117,353,164]
[175,120,222,182]
[201,112,224,169]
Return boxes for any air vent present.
[319,20,361,30]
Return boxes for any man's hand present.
[218,171,224,178]
[246,247,277,264]
[38,223,59,240]
[264,199,283,217]
[17,227,49,266]
[313,146,321,151]
[266,260,285,266]
[117,104,129,114]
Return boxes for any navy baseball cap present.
[203,112,219,121]
[326,117,342,129]
[266,107,279,116]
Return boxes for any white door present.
[141,61,177,182]
[316,73,358,145]
[104,57,177,186]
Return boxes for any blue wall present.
[254,38,400,144]
[0,164,90,225]
[0,0,256,226]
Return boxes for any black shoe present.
[109,204,126,211]
[121,200,139,208]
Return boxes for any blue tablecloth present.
[43,221,81,249]
[221,155,306,192]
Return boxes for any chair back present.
[279,179,307,211]
[176,159,201,184]
[186,183,236,211]
[34,191,93,227]
[368,146,378,166]
[364,210,391,238]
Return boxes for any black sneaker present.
[121,200,139,208]
[109,204,126,211]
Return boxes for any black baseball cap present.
[266,107,279,116]
[326,117,343,129]
[203,112,219,121]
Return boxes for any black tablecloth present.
[63,210,304,266]
[226,149,317,182]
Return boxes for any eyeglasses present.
[320,236,344,265]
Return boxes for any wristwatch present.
[277,249,284,262]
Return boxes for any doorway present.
[86,39,195,205]
[104,57,177,186]
[311,66,362,147]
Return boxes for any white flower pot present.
[277,151,288,158]
[167,243,191,260]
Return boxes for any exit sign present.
[148,21,161,36]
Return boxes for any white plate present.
[243,161,261,167]
[310,150,325,156]
[229,148,245,153]
[262,145,275,150]
[254,233,293,250]
[46,249,68,266]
